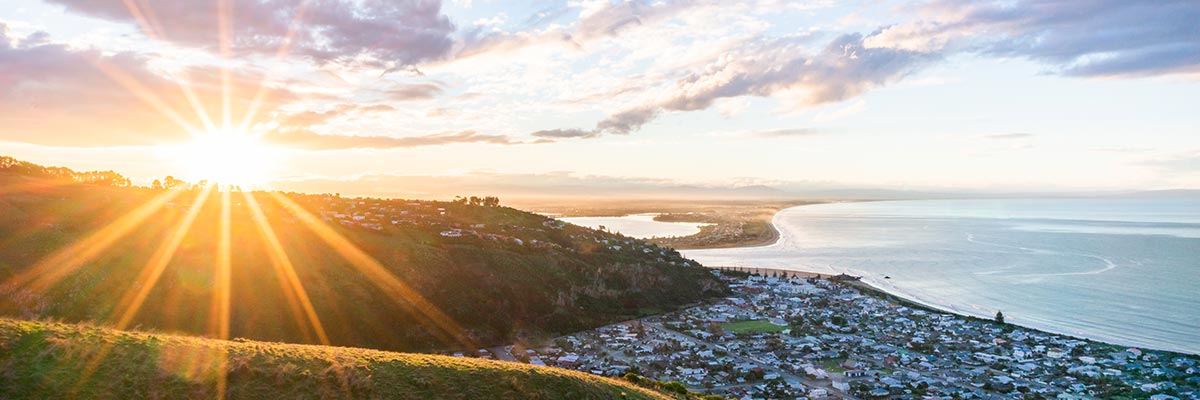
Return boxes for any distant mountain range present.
[271,172,1198,201]
[270,173,959,201]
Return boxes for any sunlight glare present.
[164,129,281,187]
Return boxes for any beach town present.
[475,270,1200,399]
[163,191,1200,399]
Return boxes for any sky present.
[1,0,1198,197]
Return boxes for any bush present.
[656,380,688,395]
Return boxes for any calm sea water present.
[683,198,1200,354]
[560,214,708,239]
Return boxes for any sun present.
[163,129,281,187]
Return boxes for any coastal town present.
[474,271,1200,399]
[178,192,1200,399]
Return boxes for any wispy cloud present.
[869,0,1200,78]
[454,0,714,60]
[263,129,544,150]
[46,0,457,70]
[0,25,295,146]
[385,83,445,101]
[1138,151,1200,173]
[594,32,937,134]
[529,129,599,139]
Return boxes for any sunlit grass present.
[0,318,671,399]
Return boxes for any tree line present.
[2,156,238,191]
[0,156,131,187]
[452,195,501,207]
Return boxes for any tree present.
[151,179,163,190]
[162,175,183,190]
[995,310,1006,324]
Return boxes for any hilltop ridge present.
[0,317,674,399]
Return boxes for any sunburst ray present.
[217,0,235,132]
[5,189,185,292]
[66,185,213,395]
[268,193,478,350]
[239,2,311,135]
[89,58,205,136]
[242,191,331,344]
[113,184,213,330]
[210,188,233,400]
[118,0,218,134]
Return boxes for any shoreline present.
[665,216,781,250]
[651,201,805,250]
[707,264,1200,357]
[700,203,1200,357]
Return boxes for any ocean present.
[681,198,1200,354]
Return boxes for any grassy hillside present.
[0,318,672,400]
[0,156,727,352]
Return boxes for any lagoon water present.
[683,198,1200,354]
[560,214,708,239]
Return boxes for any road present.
[486,345,517,362]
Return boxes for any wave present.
[964,233,1119,278]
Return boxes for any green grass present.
[721,320,787,334]
[0,318,672,400]
[821,358,846,373]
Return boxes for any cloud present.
[595,107,661,135]
[263,129,538,150]
[577,1,1200,137]
[0,26,295,147]
[595,32,936,134]
[46,0,456,69]
[529,129,599,139]
[1138,151,1200,173]
[871,0,1200,78]
[455,0,713,60]
[386,83,444,100]
[277,104,396,128]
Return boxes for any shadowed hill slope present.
[0,156,727,352]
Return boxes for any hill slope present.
[0,318,670,399]
[0,156,727,352]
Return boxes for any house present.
[557,354,580,367]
